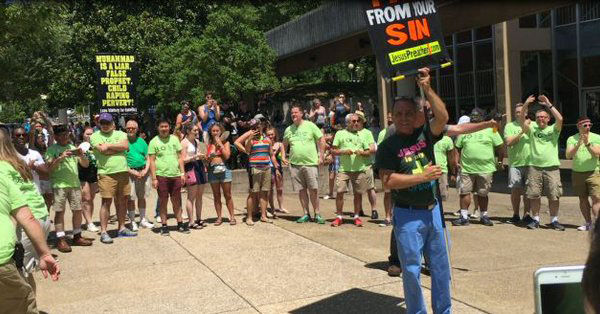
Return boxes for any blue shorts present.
[328,156,340,173]
[207,165,232,184]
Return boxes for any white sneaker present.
[577,224,591,231]
[323,195,332,200]
[140,218,154,229]
[87,223,99,232]
[156,216,162,223]
[131,221,139,232]
[470,210,479,219]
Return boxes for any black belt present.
[394,202,436,211]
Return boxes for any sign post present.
[94,53,138,115]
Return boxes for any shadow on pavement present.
[289,288,406,314]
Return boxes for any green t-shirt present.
[375,125,441,207]
[90,130,129,175]
[148,135,182,178]
[503,121,531,167]
[377,128,387,145]
[333,129,369,172]
[0,161,47,220]
[455,129,503,174]
[283,121,323,166]
[127,137,148,169]
[0,173,28,265]
[434,136,454,173]
[529,122,561,167]
[45,143,80,188]
[567,132,600,172]
[358,128,376,166]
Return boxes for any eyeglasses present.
[582,123,593,128]
[14,133,26,138]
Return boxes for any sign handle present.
[391,61,453,82]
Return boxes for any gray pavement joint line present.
[168,235,263,314]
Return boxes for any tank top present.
[201,105,217,130]
[182,110,198,127]
[315,107,326,126]
[184,138,197,160]
[249,139,271,168]
[335,103,348,126]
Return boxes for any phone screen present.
[540,283,584,314]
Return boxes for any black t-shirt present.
[235,109,254,135]
[375,125,442,207]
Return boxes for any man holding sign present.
[376,68,451,313]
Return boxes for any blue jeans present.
[393,204,451,314]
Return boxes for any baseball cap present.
[99,113,113,122]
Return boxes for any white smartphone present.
[534,266,585,314]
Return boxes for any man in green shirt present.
[355,111,378,220]
[331,114,373,227]
[377,112,394,227]
[283,105,325,224]
[125,120,153,231]
[434,135,457,202]
[149,118,187,235]
[46,124,92,252]
[452,108,504,227]
[519,95,564,230]
[566,116,600,231]
[504,103,532,225]
[90,113,134,243]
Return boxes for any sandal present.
[214,219,223,226]
[260,218,273,224]
[197,220,208,227]
[246,219,254,226]
[230,219,237,226]
[190,223,203,230]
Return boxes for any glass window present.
[444,35,453,46]
[456,45,473,73]
[475,26,492,40]
[475,42,493,70]
[456,30,471,44]
[539,51,554,97]
[441,49,454,75]
[555,25,578,85]
[457,72,474,97]
[438,74,455,98]
[520,51,539,97]
[581,20,600,87]
[556,75,579,125]
[556,5,576,26]
[580,1,600,22]
[519,14,537,28]
[443,98,457,123]
[539,11,551,28]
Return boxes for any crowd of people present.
[2,68,600,313]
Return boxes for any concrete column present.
[376,61,392,129]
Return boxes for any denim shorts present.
[207,165,232,184]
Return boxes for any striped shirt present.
[249,139,271,168]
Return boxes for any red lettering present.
[386,23,408,46]
[371,0,399,8]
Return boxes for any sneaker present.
[387,264,402,277]
[331,217,343,227]
[521,215,534,227]
[100,232,113,244]
[453,210,461,217]
[155,216,162,223]
[470,210,479,219]
[323,195,332,200]
[160,225,170,236]
[314,215,326,224]
[296,215,310,223]
[371,210,379,220]
[140,218,154,229]
[178,223,191,234]
[379,219,392,227]
[354,217,363,227]
[480,216,494,226]
[131,221,139,232]
[508,215,520,225]
[452,217,470,226]
[86,223,99,232]
[526,220,540,229]
[118,228,138,238]
[577,224,591,231]
[549,221,565,231]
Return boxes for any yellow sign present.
[388,41,442,65]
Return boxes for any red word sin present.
[385,18,431,46]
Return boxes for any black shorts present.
[78,165,98,184]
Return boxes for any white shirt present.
[457,115,471,125]
[17,149,45,194]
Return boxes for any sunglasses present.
[582,123,593,128]
[14,133,27,138]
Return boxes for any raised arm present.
[198,105,208,122]
[234,129,255,154]
[519,95,535,134]
[446,120,497,137]
[380,165,442,190]
[418,68,448,136]
[538,95,563,132]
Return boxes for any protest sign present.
[95,53,138,114]
[362,0,451,80]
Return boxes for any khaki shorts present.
[0,261,38,313]
[439,173,449,201]
[98,172,131,199]
[290,165,319,191]
[526,166,562,200]
[251,167,272,193]
[52,187,82,212]
[365,166,375,190]
[336,171,369,194]
[458,173,493,196]
[129,173,150,200]
[16,218,52,273]
[572,171,600,198]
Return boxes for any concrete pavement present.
[34,185,590,313]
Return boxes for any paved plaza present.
[34,181,589,313]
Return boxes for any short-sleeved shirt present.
[529,122,561,168]
[503,121,531,167]
[17,149,45,193]
[333,129,369,173]
[90,130,128,175]
[0,161,47,220]
[434,136,454,173]
[0,173,28,265]
[148,135,182,178]
[45,143,80,189]
[455,129,503,174]
[127,137,148,169]
[567,132,600,172]
[358,128,376,166]
[283,120,323,166]
[375,125,441,206]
